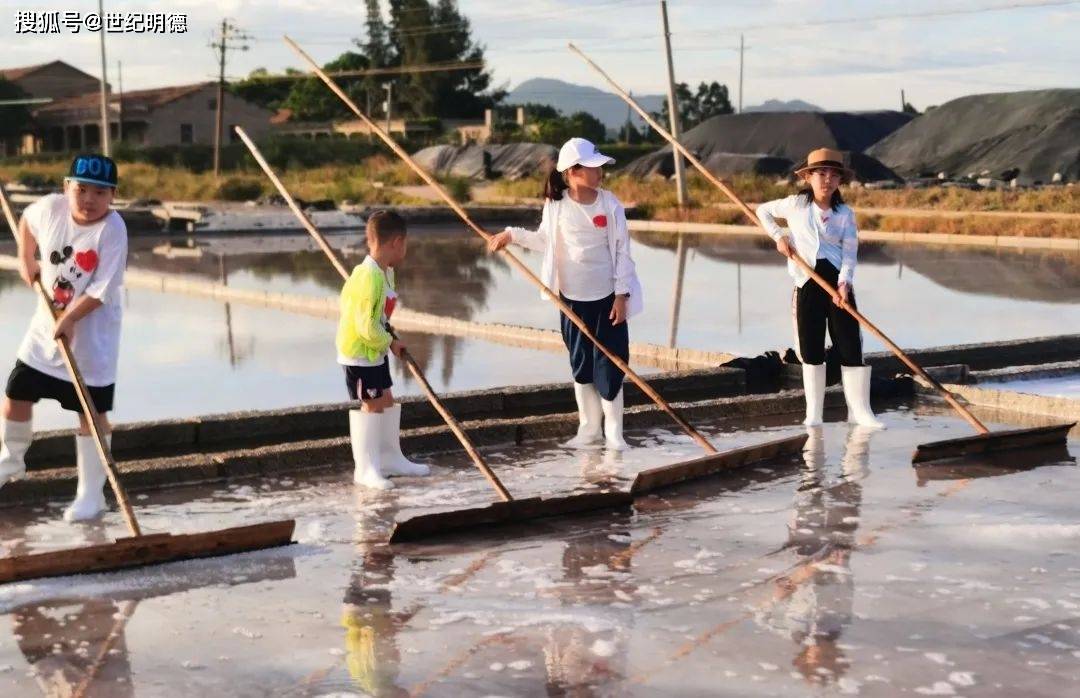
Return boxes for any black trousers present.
[792,260,863,366]
[559,293,628,401]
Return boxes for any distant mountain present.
[506,77,666,131]
[744,99,824,113]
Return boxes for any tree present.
[385,0,504,118]
[656,80,734,131]
[229,67,298,112]
[282,52,370,121]
[533,111,606,147]
[502,102,560,121]
[693,81,733,123]
[357,0,392,114]
[902,101,919,115]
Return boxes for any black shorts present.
[344,359,393,401]
[5,359,115,413]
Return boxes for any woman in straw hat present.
[756,148,883,429]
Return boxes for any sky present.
[3,0,1078,112]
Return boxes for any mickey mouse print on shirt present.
[15,192,128,388]
[47,245,99,309]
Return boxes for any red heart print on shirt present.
[385,296,397,318]
[592,214,608,228]
[74,250,98,272]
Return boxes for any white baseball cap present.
[556,137,615,172]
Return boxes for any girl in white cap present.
[489,138,643,450]
[756,148,883,429]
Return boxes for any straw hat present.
[794,148,854,183]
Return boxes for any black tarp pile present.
[412,143,558,180]
[868,89,1080,184]
[624,110,912,182]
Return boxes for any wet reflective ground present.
[1,407,1076,696]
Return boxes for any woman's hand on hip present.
[610,295,628,325]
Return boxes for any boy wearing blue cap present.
[0,154,128,522]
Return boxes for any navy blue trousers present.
[559,293,628,401]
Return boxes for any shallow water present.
[129,230,1080,357]
[0,407,1076,696]
[984,374,1080,400]
[3,229,1077,430]
[0,271,583,430]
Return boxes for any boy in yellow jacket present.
[337,210,429,489]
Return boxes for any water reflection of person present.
[576,447,623,488]
[543,517,635,695]
[7,526,136,697]
[341,491,412,698]
[12,597,136,697]
[757,425,874,686]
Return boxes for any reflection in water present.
[129,235,507,387]
[913,442,1075,486]
[757,426,875,686]
[13,598,137,697]
[0,516,297,697]
[129,232,1080,360]
[543,515,634,696]
[342,492,410,698]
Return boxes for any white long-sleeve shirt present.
[506,188,644,316]
[756,194,859,288]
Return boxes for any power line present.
[234,60,485,83]
[681,0,1080,36]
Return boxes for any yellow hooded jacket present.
[336,257,394,363]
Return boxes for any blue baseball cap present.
[66,153,118,188]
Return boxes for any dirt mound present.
[625,110,909,182]
[413,143,557,180]
[868,89,1080,184]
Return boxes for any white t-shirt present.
[555,195,615,302]
[17,193,127,387]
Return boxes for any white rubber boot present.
[63,434,110,522]
[380,404,430,477]
[349,410,393,490]
[562,382,603,448]
[842,365,885,429]
[601,389,629,451]
[802,363,826,427]
[0,418,33,488]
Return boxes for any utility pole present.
[900,88,906,111]
[738,33,744,114]
[97,0,110,155]
[117,60,123,143]
[383,82,393,134]
[210,19,251,177]
[624,90,633,144]
[660,0,687,208]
